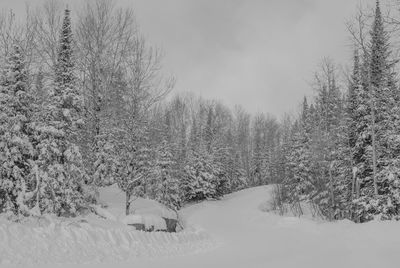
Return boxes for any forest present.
[0,0,400,226]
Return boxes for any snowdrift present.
[98,185,179,231]
[3,185,400,268]
[0,184,216,266]
[0,215,214,266]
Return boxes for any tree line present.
[0,0,281,218]
[1,0,399,223]
[273,0,400,222]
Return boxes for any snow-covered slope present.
[122,186,400,268]
[0,185,215,267]
[2,185,400,268]
[0,215,212,267]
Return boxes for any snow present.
[0,185,215,267]
[0,214,214,267]
[120,214,167,231]
[132,200,177,220]
[91,205,117,221]
[98,185,175,231]
[140,214,166,230]
[121,214,143,225]
[98,184,177,220]
[2,185,400,268]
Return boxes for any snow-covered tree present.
[251,115,266,186]
[183,148,219,202]
[353,1,400,221]
[92,133,119,187]
[32,9,87,216]
[116,123,153,215]
[153,139,181,210]
[0,44,34,215]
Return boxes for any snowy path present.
[4,186,400,268]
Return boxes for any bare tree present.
[32,0,64,71]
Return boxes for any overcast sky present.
[1,0,371,116]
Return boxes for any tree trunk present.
[329,161,335,221]
[126,192,131,215]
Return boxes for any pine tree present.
[0,45,35,215]
[153,139,181,210]
[352,53,373,218]
[92,132,119,187]
[284,117,312,214]
[370,0,400,219]
[251,115,266,186]
[33,9,87,216]
[332,50,363,219]
[183,148,218,202]
[348,49,361,151]
[204,107,213,153]
[34,68,46,106]
[353,1,400,221]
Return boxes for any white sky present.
[0,0,378,116]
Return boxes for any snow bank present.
[121,214,143,225]
[98,184,177,220]
[91,205,117,221]
[0,215,215,267]
[0,184,216,266]
[3,185,400,268]
[132,199,177,220]
[121,214,167,231]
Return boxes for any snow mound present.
[141,214,167,230]
[121,214,143,225]
[132,199,177,220]
[121,214,167,231]
[91,204,117,221]
[0,215,215,266]
[98,184,177,220]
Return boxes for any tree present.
[354,0,400,221]
[183,148,219,202]
[251,114,266,186]
[0,44,34,215]
[153,140,181,210]
[76,0,138,176]
[32,8,87,215]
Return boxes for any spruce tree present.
[340,49,362,219]
[0,45,34,215]
[33,9,87,215]
[354,1,400,221]
[251,115,265,186]
[348,49,361,151]
[183,151,217,202]
[153,139,181,210]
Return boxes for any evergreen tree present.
[0,45,35,215]
[354,0,400,221]
[33,9,87,215]
[348,49,361,151]
[204,107,214,153]
[251,115,266,186]
[92,132,119,187]
[183,148,219,202]
[284,119,312,213]
[153,140,181,210]
[34,68,46,106]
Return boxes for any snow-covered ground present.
[0,185,216,267]
[2,185,400,268]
